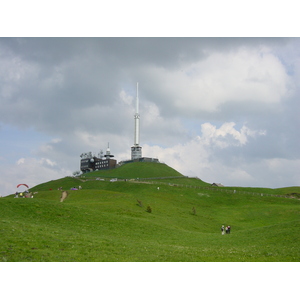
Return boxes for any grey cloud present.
[0,37,299,195]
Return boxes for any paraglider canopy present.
[17,184,29,189]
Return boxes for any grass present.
[82,161,184,179]
[1,162,299,262]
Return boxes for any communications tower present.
[131,82,142,160]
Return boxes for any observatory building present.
[80,143,117,173]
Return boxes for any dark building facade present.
[80,157,117,173]
[80,144,117,173]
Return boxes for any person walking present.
[221,225,225,235]
[227,225,231,234]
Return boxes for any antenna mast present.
[134,82,140,146]
[131,82,142,160]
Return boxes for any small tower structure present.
[131,82,142,160]
[104,143,114,159]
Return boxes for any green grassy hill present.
[83,161,185,179]
[1,162,299,262]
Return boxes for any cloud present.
[0,38,299,195]
[16,158,25,165]
[135,46,293,121]
[200,122,266,148]
[0,157,70,196]
[143,122,269,184]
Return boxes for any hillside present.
[1,162,299,262]
[83,161,185,179]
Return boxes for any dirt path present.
[60,191,68,202]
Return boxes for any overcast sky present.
[0,37,299,196]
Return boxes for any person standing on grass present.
[221,225,225,235]
[225,226,229,234]
[227,225,231,234]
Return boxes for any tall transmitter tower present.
[131,82,142,160]
[79,82,159,171]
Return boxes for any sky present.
[0,37,299,196]
[0,3,299,298]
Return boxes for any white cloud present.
[200,122,266,148]
[144,136,300,188]
[119,89,133,106]
[143,122,275,186]
[141,47,292,117]
[0,157,71,196]
[40,158,57,167]
[16,158,25,165]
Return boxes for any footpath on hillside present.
[60,191,68,202]
[74,175,299,200]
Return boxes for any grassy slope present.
[1,162,299,262]
[82,162,184,179]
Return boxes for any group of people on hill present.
[14,190,32,198]
[70,186,82,190]
[221,225,231,235]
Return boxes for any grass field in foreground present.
[1,162,299,262]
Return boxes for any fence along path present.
[77,175,298,199]
[140,178,298,199]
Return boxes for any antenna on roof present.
[104,142,114,159]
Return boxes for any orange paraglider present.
[17,184,29,189]
[15,184,30,198]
